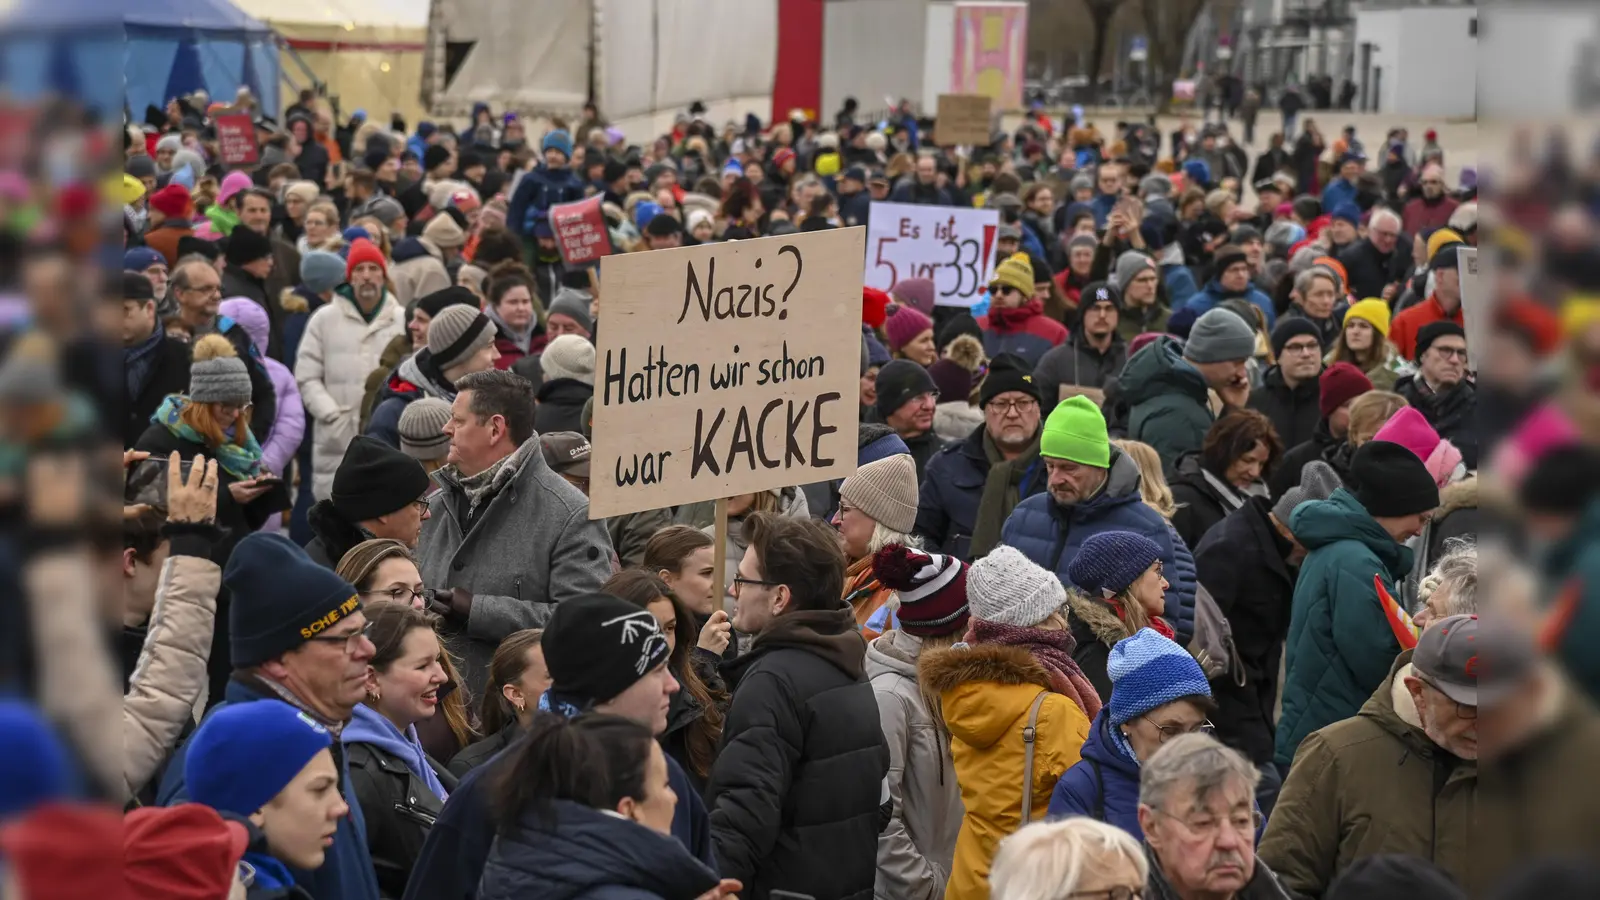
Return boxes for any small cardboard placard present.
[588,228,866,518]
[935,93,993,147]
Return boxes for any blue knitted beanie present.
[188,700,333,817]
[1107,629,1211,726]
[1065,530,1163,598]
[0,699,76,818]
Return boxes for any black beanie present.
[178,235,220,262]
[1271,316,1323,357]
[223,225,274,268]
[1325,854,1466,900]
[936,312,982,351]
[542,593,671,707]
[414,285,479,320]
[875,359,938,420]
[423,144,452,173]
[330,436,432,522]
[124,271,155,302]
[225,533,362,667]
[1350,440,1440,517]
[602,159,627,184]
[980,353,1043,407]
[645,213,683,237]
[1414,320,1465,358]
[1518,445,1600,516]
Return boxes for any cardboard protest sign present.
[214,113,258,166]
[935,93,993,146]
[588,228,865,519]
[550,195,612,268]
[864,201,999,308]
[1457,247,1484,372]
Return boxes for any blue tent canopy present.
[1,0,279,118]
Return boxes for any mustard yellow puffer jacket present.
[920,643,1090,900]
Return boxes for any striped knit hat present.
[871,544,969,637]
[1106,628,1211,726]
[398,397,452,461]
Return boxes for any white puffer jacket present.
[296,289,407,499]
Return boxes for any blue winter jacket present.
[916,426,995,560]
[1183,277,1278,329]
[1319,177,1359,212]
[508,164,586,237]
[401,717,716,900]
[157,679,382,900]
[1048,711,1143,838]
[477,800,720,900]
[1162,264,1201,312]
[1274,489,1413,767]
[999,448,1197,642]
[1090,192,1119,230]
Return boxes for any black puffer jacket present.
[708,606,889,900]
[303,499,367,569]
[1193,497,1297,766]
[1248,365,1321,453]
[534,378,594,436]
[346,737,458,899]
[1169,453,1234,551]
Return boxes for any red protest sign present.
[214,114,258,166]
[550,195,612,267]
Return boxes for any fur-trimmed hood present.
[1436,474,1477,518]
[934,400,985,444]
[920,643,1055,749]
[1065,588,1132,649]
[944,333,987,372]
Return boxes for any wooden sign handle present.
[712,496,730,615]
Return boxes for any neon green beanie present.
[1040,395,1110,467]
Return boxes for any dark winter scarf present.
[123,325,163,400]
[439,434,540,519]
[966,618,1103,719]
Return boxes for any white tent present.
[232,0,431,123]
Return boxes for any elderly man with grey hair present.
[1412,538,1477,630]
[1338,205,1408,301]
[1139,734,1290,900]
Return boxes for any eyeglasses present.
[732,575,780,592]
[183,284,222,297]
[1070,887,1145,900]
[988,397,1038,416]
[1148,805,1262,838]
[361,586,426,604]
[305,622,374,654]
[218,401,254,415]
[1281,341,1322,356]
[1370,229,1400,240]
[1142,715,1215,742]
[1429,346,1469,361]
[1418,679,1477,719]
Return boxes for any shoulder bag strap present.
[1019,689,1051,825]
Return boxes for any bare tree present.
[1138,0,1210,112]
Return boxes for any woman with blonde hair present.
[135,334,289,561]
[1318,389,1408,481]
[1111,439,1177,519]
[336,540,477,763]
[298,200,345,255]
[989,818,1148,900]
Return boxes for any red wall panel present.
[771,0,824,124]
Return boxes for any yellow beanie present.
[814,152,841,177]
[1426,228,1464,263]
[1343,298,1392,338]
[990,252,1034,297]
[107,172,145,207]
[1563,295,1600,338]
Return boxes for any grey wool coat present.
[416,437,616,697]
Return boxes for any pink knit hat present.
[1373,408,1460,487]
[217,171,254,207]
[883,305,934,352]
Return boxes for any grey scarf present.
[440,436,540,519]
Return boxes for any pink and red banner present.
[951,3,1028,111]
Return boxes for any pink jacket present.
[218,298,305,476]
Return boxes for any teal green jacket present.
[1122,337,1213,471]
[1543,498,1600,706]
[1275,489,1413,767]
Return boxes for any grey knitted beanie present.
[188,334,252,405]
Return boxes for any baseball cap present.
[842,165,867,183]
[997,223,1022,240]
[1413,614,1535,708]
[540,431,592,478]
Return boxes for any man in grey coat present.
[416,368,615,695]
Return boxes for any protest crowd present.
[5,74,1594,900]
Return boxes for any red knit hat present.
[862,287,891,328]
[0,803,123,900]
[148,183,192,219]
[772,147,797,170]
[124,804,250,899]
[872,544,970,637]
[1319,361,1373,418]
[346,237,388,280]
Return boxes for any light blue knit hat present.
[1106,629,1211,727]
